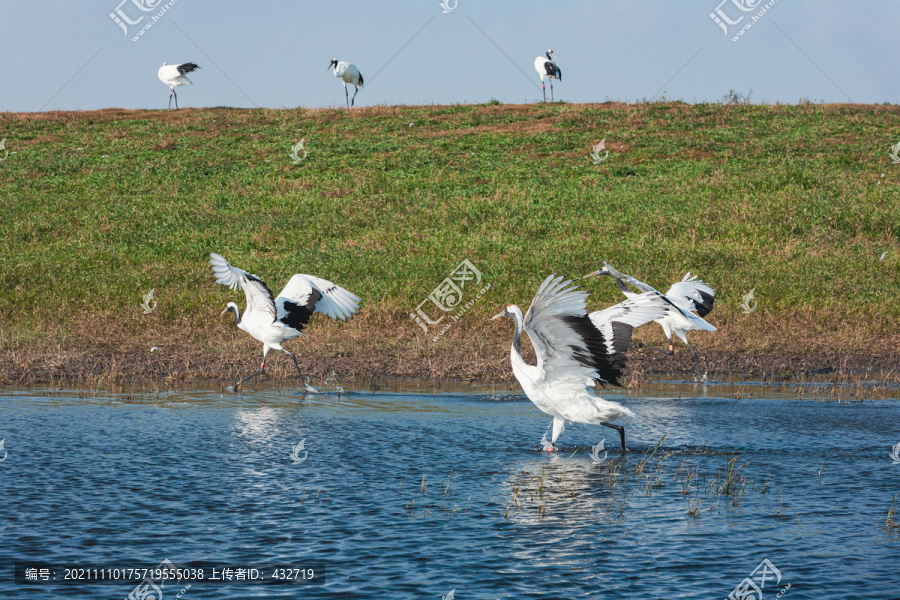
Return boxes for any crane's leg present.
[284,350,319,394]
[550,79,554,102]
[630,341,674,355]
[168,89,174,110]
[684,339,704,382]
[601,422,626,454]
[351,85,359,107]
[344,84,350,110]
[173,88,179,110]
[542,80,546,103]
[549,417,565,451]
[541,418,562,451]
[233,362,265,392]
[231,347,271,391]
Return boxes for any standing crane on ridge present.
[327,59,364,109]
[158,62,200,110]
[534,49,562,102]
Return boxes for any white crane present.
[158,62,200,110]
[585,262,716,377]
[209,253,360,392]
[534,49,562,102]
[492,275,673,453]
[327,59,364,109]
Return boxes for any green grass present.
[1,102,898,365]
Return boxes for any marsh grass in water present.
[402,471,470,520]
[497,437,808,523]
[884,494,899,534]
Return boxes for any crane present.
[534,49,561,102]
[493,275,672,452]
[158,62,199,110]
[585,262,715,378]
[209,253,360,392]
[327,59,364,109]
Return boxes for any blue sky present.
[1,0,897,112]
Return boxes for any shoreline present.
[3,334,899,389]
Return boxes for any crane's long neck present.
[510,312,528,371]
[612,276,631,295]
[228,304,241,325]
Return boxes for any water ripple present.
[1,389,898,598]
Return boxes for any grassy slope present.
[1,103,898,383]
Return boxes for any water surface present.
[2,383,898,599]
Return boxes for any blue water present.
[1,384,898,599]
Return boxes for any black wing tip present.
[696,290,715,317]
[611,321,634,356]
[280,301,311,332]
[246,272,276,304]
[280,288,323,332]
[307,288,324,310]
[562,315,628,387]
[358,73,364,86]
[179,62,200,74]
[280,300,314,332]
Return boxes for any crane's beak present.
[491,310,507,320]
[583,267,609,279]
[220,307,230,317]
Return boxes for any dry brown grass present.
[2,301,899,388]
